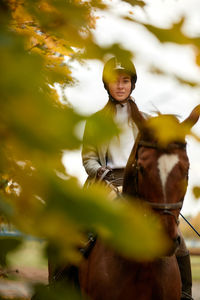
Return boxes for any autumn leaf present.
[142,18,190,45]
[122,0,146,8]
[193,186,200,199]
[145,115,188,146]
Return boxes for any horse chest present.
[79,243,181,300]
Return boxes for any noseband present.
[133,140,187,224]
[144,202,182,225]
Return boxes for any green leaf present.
[44,175,168,260]
[82,41,133,61]
[83,111,119,147]
[0,195,13,218]
[32,283,87,300]
[0,237,22,267]
[142,18,191,45]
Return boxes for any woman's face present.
[108,73,132,102]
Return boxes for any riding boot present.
[52,264,80,289]
[48,250,79,289]
[176,253,193,300]
[31,264,80,300]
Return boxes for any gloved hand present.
[96,166,112,180]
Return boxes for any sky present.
[63,0,200,216]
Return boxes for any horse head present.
[124,103,200,254]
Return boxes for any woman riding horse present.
[81,57,193,300]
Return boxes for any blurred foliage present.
[143,18,190,45]
[32,283,86,300]
[0,0,200,298]
[122,0,145,7]
[0,237,22,267]
[126,12,200,86]
[145,114,193,146]
[193,186,200,199]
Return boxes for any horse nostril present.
[176,235,181,246]
[172,235,181,248]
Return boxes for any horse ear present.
[129,101,146,131]
[181,105,200,129]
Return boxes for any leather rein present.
[133,140,187,225]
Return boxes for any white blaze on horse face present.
[158,154,179,200]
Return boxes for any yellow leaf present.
[146,115,190,146]
[193,186,200,199]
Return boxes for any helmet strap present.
[108,94,132,106]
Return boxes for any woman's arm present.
[81,117,103,178]
[82,143,102,178]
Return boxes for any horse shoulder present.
[152,256,181,300]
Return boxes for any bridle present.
[144,202,182,225]
[133,140,187,225]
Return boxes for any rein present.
[180,213,200,238]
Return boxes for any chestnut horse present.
[79,104,200,300]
